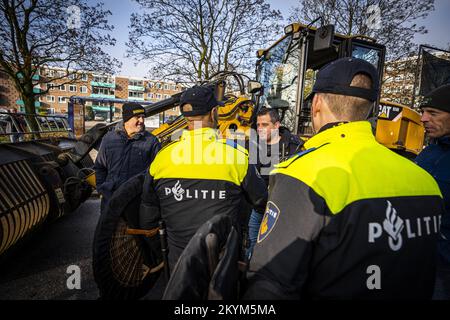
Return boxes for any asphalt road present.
[0,198,101,300]
[0,197,166,300]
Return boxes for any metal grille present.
[109,217,148,287]
[0,160,50,255]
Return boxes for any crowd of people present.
[94,58,450,300]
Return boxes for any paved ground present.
[0,197,166,300]
[0,199,101,300]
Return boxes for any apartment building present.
[0,67,183,122]
[381,51,450,108]
[39,68,92,114]
[0,69,22,111]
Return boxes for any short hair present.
[257,107,280,124]
[319,73,374,121]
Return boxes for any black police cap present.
[420,84,450,113]
[180,86,224,117]
[312,57,380,102]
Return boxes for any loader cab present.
[255,22,386,137]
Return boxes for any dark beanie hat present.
[122,102,145,123]
[420,84,450,113]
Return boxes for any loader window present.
[258,35,300,130]
[352,44,381,70]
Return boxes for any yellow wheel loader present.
[253,22,425,157]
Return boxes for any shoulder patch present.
[257,201,280,243]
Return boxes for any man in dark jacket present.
[254,107,304,183]
[94,102,161,211]
[246,107,304,258]
[415,84,450,299]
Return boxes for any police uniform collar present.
[181,127,219,141]
[305,121,374,149]
[318,121,349,133]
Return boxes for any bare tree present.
[127,0,283,83]
[0,0,121,123]
[290,0,434,62]
[289,0,434,105]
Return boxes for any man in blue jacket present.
[415,84,450,299]
[94,102,161,211]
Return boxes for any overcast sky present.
[91,0,450,78]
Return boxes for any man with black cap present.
[415,84,450,299]
[139,85,267,269]
[94,102,160,211]
[245,58,444,299]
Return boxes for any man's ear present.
[210,107,218,121]
[312,94,321,117]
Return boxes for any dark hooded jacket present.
[255,127,304,185]
[94,124,160,209]
[416,136,450,264]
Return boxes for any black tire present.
[92,174,162,300]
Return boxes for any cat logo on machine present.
[257,201,280,243]
[377,104,402,121]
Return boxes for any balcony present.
[91,81,116,88]
[128,97,145,101]
[16,100,41,107]
[17,73,40,81]
[128,85,145,92]
[90,93,115,99]
[91,105,116,112]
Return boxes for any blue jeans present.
[246,210,264,260]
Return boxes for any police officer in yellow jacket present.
[245,58,444,299]
[139,86,267,269]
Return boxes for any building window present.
[69,85,77,92]
[57,71,66,78]
[58,97,67,104]
[47,70,55,77]
[156,94,162,100]
[93,76,112,84]
[48,108,55,114]
[47,83,55,90]
[171,84,176,90]
[147,82,154,89]
[59,85,66,91]
[164,84,169,90]
[80,86,88,93]
[129,79,143,87]
[164,94,170,99]
[93,87,113,95]
[156,83,162,89]
[81,74,88,81]
[148,93,154,99]
[46,96,55,103]
[129,91,144,99]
